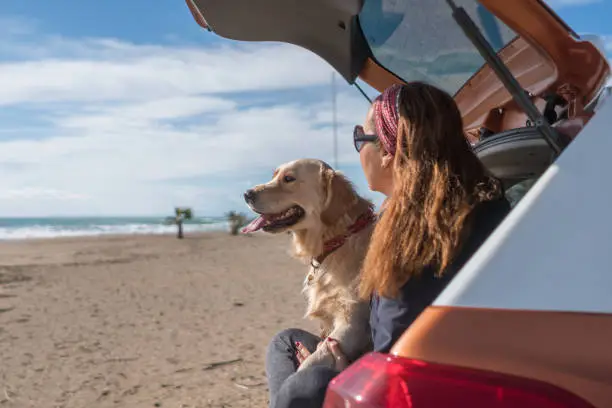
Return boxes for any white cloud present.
[0,24,375,216]
[0,42,338,106]
[55,96,237,129]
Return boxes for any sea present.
[0,216,230,241]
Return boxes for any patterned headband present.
[373,84,402,156]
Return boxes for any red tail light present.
[323,352,594,408]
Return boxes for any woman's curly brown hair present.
[359,82,502,299]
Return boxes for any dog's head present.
[242,159,362,234]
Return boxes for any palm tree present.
[165,207,193,239]
[226,210,248,235]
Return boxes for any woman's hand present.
[295,338,349,370]
[294,341,313,366]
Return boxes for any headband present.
[373,84,402,156]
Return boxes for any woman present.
[265,82,510,407]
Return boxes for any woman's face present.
[359,106,394,196]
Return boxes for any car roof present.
[186,0,609,132]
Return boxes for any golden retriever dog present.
[242,158,375,371]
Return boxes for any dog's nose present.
[244,189,256,204]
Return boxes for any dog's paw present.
[297,346,335,371]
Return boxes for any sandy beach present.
[0,232,315,408]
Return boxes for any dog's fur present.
[243,159,374,370]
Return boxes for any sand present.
[0,232,316,408]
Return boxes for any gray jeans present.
[265,328,338,408]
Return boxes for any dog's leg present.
[338,301,372,356]
[296,324,368,371]
[296,338,335,371]
[297,303,371,371]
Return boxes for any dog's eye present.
[283,175,296,183]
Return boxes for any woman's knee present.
[271,328,311,343]
[272,328,300,342]
[267,328,300,355]
[267,328,319,354]
[266,328,310,374]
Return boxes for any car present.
[185,0,612,406]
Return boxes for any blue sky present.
[0,0,609,216]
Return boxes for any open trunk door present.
[186,0,608,131]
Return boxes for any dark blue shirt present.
[370,197,511,353]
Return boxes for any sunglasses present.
[353,125,378,153]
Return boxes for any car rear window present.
[358,0,518,96]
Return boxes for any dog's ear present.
[320,168,357,226]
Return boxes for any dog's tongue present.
[241,216,267,233]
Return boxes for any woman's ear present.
[381,153,393,168]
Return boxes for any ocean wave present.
[0,219,230,240]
